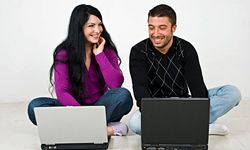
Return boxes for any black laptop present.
[141,97,209,150]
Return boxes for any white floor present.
[0,100,249,150]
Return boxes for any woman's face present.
[82,15,103,44]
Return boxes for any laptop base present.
[41,143,108,150]
[142,144,208,150]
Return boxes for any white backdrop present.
[0,0,249,102]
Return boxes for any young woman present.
[27,4,133,136]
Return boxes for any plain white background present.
[0,0,249,103]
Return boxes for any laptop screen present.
[141,97,209,145]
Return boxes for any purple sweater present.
[54,47,124,106]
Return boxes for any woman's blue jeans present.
[27,88,133,125]
[129,85,242,135]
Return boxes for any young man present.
[129,4,241,136]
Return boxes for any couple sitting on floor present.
[27,4,241,136]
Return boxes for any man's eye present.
[149,27,154,30]
[160,26,167,30]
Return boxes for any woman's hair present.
[49,4,119,104]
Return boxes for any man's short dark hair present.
[148,4,176,25]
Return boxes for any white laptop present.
[34,106,109,150]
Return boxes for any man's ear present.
[171,24,177,33]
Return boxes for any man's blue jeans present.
[129,85,241,135]
[27,88,133,125]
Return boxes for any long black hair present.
[49,4,120,104]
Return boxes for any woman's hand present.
[93,37,106,55]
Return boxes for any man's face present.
[148,16,176,52]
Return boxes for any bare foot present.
[107,126,114,136]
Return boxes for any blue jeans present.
[27,88,133,125]
[129,85,241,134]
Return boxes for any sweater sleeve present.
[183,44,208,97]
[95,47,124,88]
[54,50,80,106]
[129,45,151,108]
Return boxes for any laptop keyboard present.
[143,145,208,150]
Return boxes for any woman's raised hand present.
[93,37,106,55]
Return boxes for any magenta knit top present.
[54,47,124,106]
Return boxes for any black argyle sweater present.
[129,36,208,108]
